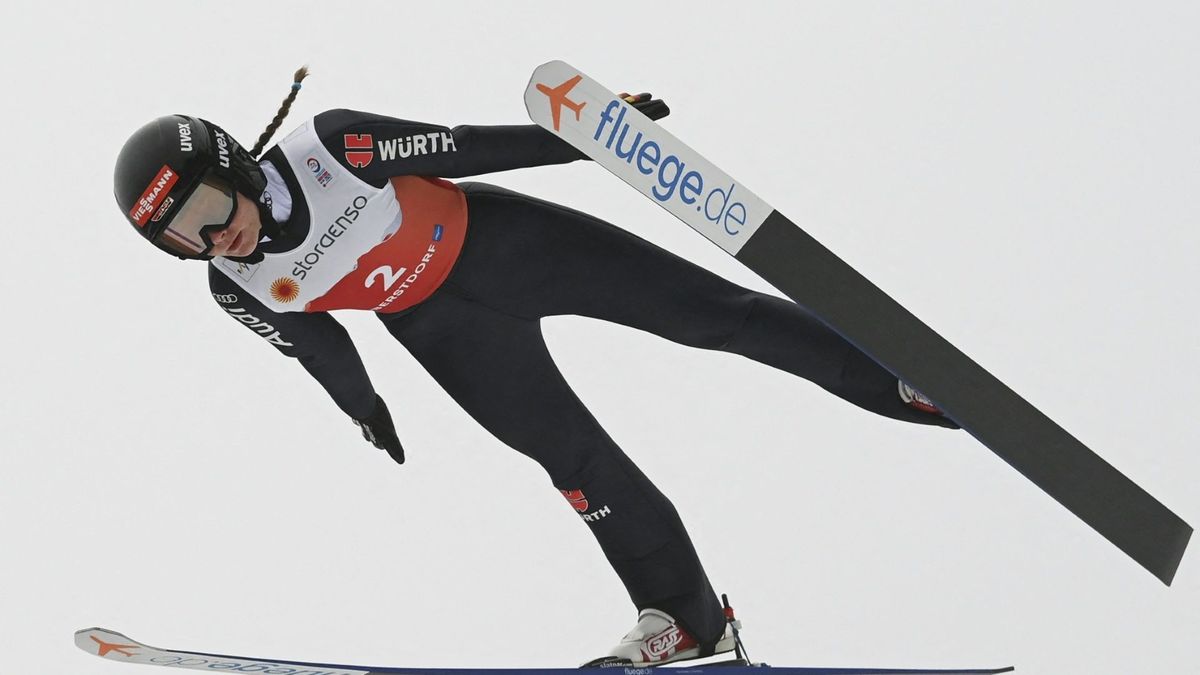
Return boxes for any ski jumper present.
[208,109,955,645]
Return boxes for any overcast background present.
[1,2,1196,674]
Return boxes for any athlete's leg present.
[452,183,955,427]
[380,289,728,644]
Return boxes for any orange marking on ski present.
[535,75,586,131]
[91,635,139,657]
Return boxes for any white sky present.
[1,2,1196,674]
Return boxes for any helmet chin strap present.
[219,206,272,266]
[213,152,288,266]
[224,249,266,265]
[218,159,289,265]
[226,186,283,266]
[254,198,282,240]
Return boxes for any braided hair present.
[250,66,310,158]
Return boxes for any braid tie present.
[251,66,310,158]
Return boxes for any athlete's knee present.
[501,422,621,485]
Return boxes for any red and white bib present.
[213,119,467,314]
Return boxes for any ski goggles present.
[153,170,237,257]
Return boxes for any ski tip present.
[532,59,571,72]
[524,60,592,129]
[74,627,143,656]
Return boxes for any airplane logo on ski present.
[535,74,586,131]
[89,634,140,657]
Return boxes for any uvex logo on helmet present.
[213,129,231,168]
[177,122,193,152]
[130,165,179,227]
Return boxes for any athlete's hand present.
[619,92,670,120]
[353,395,405,465]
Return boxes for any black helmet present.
[113,115,268,259]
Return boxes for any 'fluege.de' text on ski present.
[594,99,748,236]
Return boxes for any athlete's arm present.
[208,264,378,420]
[315,108,585,181]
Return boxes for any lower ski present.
[75,627,1014,675]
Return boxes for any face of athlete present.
[205,192,262,258]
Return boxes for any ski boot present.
[898,379,945,416]
[584,596,749,668]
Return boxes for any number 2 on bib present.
[365,265,409,291]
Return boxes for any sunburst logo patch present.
[269,277,300,303]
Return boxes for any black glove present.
[353,394,405,465]
[619,91,670,121]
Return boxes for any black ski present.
[739,212,1191,584]
[524,60,1191,585]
